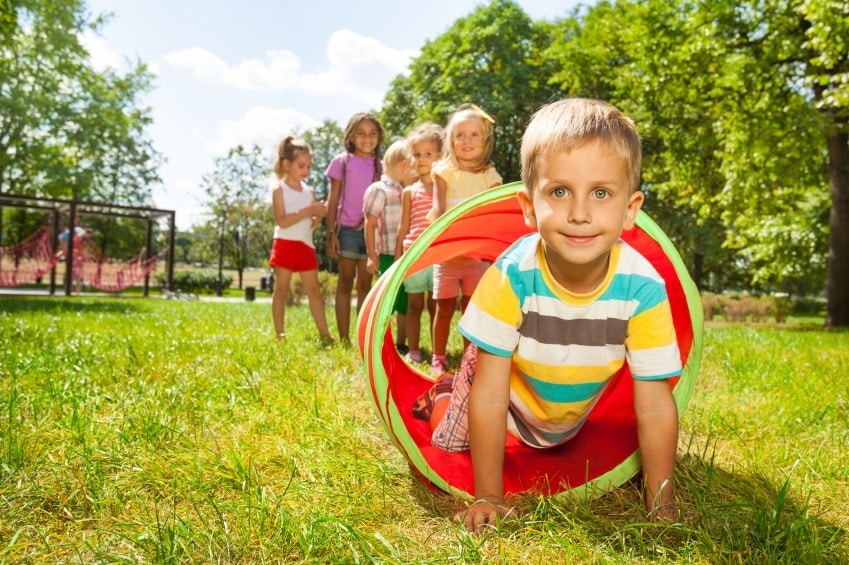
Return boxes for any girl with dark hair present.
[324,112,385,342]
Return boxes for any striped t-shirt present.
[401,182,433,252]
[458,233,682,448]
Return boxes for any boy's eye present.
[593,188,609,199]
[551,187,567,198]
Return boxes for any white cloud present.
[196,106,320,156]
[162,29,416,107]
[162,47,301,90]
[80,30,123,71]
[152,179,207,230]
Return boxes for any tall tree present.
[547,0,845,320]
[380,0,562,182]
[547,0,743,292]
[0,0,161,205]
[200,144,271,291]
[304,120,343,272]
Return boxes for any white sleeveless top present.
[271,179,315,247]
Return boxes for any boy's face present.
[386,158,417,187]
[518,140,644,291]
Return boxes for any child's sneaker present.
[430,356,449,378]
[396,343,409,356]
[405,350,423,363]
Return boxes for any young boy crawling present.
[414,98,682,533]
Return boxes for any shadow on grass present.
[0,295,146,315]
[405,445,848,563]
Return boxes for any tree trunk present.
[826,131,849,327]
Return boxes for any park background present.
[2,0,849,562]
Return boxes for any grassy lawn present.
[1,297,847,563]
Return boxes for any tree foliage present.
[304,120,344,272]
[379,0,562,182]
[0,0,161,205]
[378,0,848,324]
[200,144,271,290]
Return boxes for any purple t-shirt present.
[325,153,380,229]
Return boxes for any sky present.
[83,0,582,230]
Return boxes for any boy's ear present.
[517,189,537,229]
[623,190,645,229]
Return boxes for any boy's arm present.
[395,189,412,259]
[458,349,513,533]
[633,378,679,520]
[364,215,380,275]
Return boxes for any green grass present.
[1,298,847,563]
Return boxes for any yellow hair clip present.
[459,103,495,125]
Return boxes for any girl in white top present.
[268,136,333,342]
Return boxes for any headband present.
[459,103,495,125]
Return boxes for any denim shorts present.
[337,226,368,260]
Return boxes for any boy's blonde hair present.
[521,98,642,193]
[440,103,495,172]
[382,138,410,169]
[273,136,311,179]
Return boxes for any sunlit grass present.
[0,298,846,563]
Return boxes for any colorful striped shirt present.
[458,233,682,448]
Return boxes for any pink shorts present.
[432,257,488,300]
[269,239,318,272]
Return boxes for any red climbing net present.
[0,224,60,286]
[1,224,164,291]
[75,237,164,292]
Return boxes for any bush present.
[701,292,725,321]
[791,295,826,316]
[702,291,796,324]
[157,271,232,294]
[771,294,792,324]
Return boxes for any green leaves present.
[0,1,160,204]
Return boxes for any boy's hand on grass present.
[455,498,513,533]
[649,501,680,523]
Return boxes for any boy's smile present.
[518,139,644,293]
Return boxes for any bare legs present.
[335,256,372,342]
[432,295,472,370]
[406,292,433,353]
[272,267,293,339]
[301,269,333,341]
[273,267,333,341]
